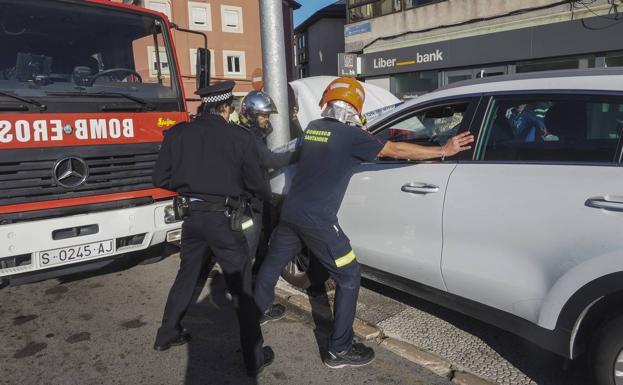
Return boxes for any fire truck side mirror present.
[196,48,211,91]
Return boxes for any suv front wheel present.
[590,315,623,385]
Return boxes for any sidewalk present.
[274,278,588,385]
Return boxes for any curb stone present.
[274,281,498,385]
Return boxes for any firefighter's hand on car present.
[441,131,474,157]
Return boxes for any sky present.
[293,0,339,28]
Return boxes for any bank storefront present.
[361,15,623,100]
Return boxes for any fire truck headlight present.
[164,205,178,224]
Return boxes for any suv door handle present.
[585,197,623,212]
[401,183,440,194]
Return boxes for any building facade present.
[343,0,623,99]
[295,1,346,78]
[113,0,299,111]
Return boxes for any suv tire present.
[590,315,623,385]
[281,247,332,292]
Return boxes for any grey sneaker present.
[260,303,286,325]
[324,342,375,368]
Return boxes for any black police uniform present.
[152,83,272,373]
[254,118,385,354]
[240,122,298,266]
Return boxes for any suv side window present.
[478,95,623,163]
[374,102,470,149]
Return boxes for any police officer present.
[254,77,474,368]
[236,91,299,323]
[152,80,274,376]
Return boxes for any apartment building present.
[113,0,300,110]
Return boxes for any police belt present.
[189,196,245,212]
[189,201,228,212]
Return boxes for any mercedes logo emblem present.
[53,157,89,188]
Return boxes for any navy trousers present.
[254,221,360,353]
[156,209,265,371]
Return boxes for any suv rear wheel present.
[280,247,331,292]
[590,315,623,385]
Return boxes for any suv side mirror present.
[196,48,210,91]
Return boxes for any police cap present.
[195,80,235,105]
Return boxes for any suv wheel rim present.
[285,252,310,278]
[616,349,623,385]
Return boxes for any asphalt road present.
[0,254,452,385]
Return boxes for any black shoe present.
[247,346,275,377]
[153,331,191,351]
[260,303,286,325]
[324,342,375,368]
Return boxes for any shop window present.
[221,5,243,33]
[223,50,245,77]
[516,56,595,74]
[605,52,623,68]
[147,46,169,77]
[390,70,439,100]
[146,0,172,20]
[479,95,623,163]
[188,2,211,31]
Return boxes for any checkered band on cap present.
[202,92,233,104]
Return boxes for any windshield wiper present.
[47,91,156,111]
[0,91,47,111]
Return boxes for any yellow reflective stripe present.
[241,219,254,230]
[335,250,356,268]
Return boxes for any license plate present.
[39,240,115,267]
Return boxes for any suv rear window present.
[478,95,623,163]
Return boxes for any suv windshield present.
[0,0,182,113]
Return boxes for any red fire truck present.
[0,0,209,285]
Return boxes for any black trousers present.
[156,209,264,371]
[255,221,360,353]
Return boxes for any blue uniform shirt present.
[281,118,385,227]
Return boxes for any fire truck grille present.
[0,143,161,206]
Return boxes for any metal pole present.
[260,0,290,148]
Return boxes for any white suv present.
[276,68,623,385]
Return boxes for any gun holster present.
[225,197,254,232]
[173,196,190,220]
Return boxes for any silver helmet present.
[240,91,278,130]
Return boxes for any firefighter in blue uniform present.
[254,77,474,368]
[152,80,274,376]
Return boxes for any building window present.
[380,0,401,15]
[347,0,448,23]
[223,50,246,77]
[348,3,376,22]
[297,33,308,64]
[146,0,172,20]
[404,0,437,9]
[190,48,215,77]
[147,46,170,77]
[188,2,211,31]
[221,5,243,33]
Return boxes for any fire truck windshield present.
[0,0,183,113]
